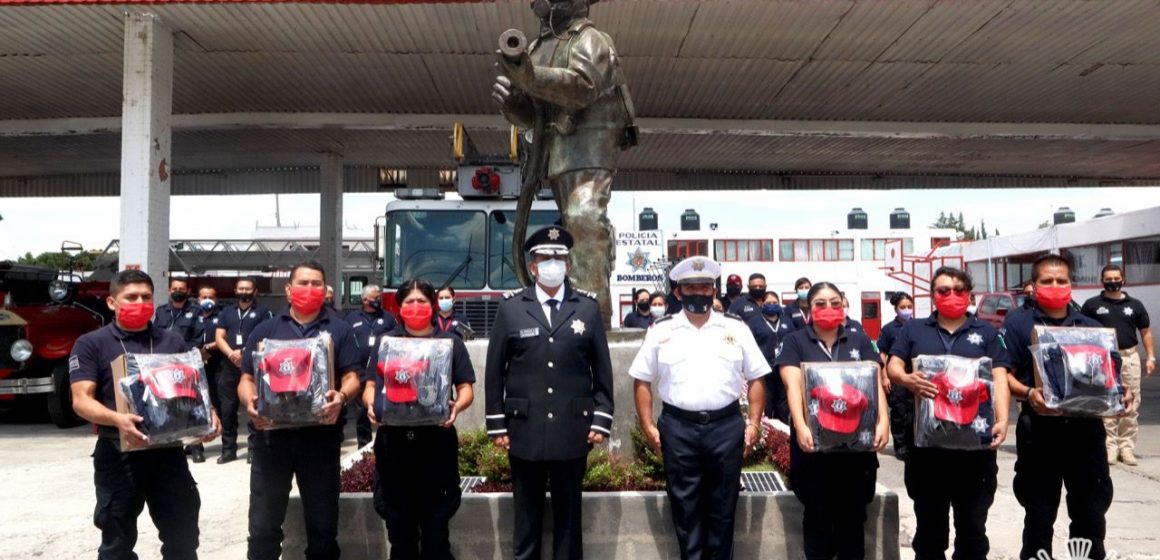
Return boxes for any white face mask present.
[649,305,666,318]
[535,259,567,288]
[438,298,454,312]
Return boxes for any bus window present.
[383,210,488,289]
[488,210,561,289]
[347,275,368,306]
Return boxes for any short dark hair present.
[289,260,327,283]
[438,286,456,297]
[1032,253,1072,281]
[748,273,766,283]
[633,288,650,300]
[110,269,154,297]
[794,277,812,290]
[762,291,779,302]
[931,266,974,292]
[889,292,914,307]
[396,278,437,308]
[1101,264,1123,279]
[649,291,666,304]
[236,277,257,289]
[169,277,189,288]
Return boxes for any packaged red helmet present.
[374,336,454,426]
[802,362,880,452]
[913,355,995,450]
[117,349,214,451]
[254,334,333,428]
[809,382,868,435]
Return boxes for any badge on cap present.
[548,228,561,241]
[692,259,705,271]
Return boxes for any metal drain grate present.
[461,476,486,493]
[740,471,787,493]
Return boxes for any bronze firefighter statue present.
[492,0,637,327]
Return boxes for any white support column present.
[319,154,344,302]
[118,13,173,283]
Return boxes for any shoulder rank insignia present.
[575,289,598,300]
[724,312,744,321]
[503,289,522,300]
[654,315,674,324]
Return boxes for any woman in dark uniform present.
[879,292,915,460]
[776,281,889,560]
[433,286,472,339]
[363,279,475,560]
[622,287,654,329]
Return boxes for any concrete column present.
[118,13,173,284]
[319,154,344,302]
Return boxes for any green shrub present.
[476,442,513,482]
[458,429,492,477]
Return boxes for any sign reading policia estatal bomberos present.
[613,230,665,284]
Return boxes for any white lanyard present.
[815,340,840,362]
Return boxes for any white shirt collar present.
[671,310,725,331]
[535,283,565,305]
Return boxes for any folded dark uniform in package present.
[913,355,995,450]
[254,335,334,428]
[114,349,214,451]
[376,336,453,426]
[1031,326,1124,417]
[802,361,880,452]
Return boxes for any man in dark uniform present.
[69,269,220,559]
[485,226,615,560]
[153,277,199,348]
[745,290,795,422]
[630,256,768,560]
[622,287,654,329]
[1002,254,1135,560]
[721,273,743,311]
[1081,264,1154,466]
[887,266,1011,560]
[727,273,767,322]
[185,285,222,463]
[344,283,396,448]
[239,261,363,560]
[789,277,812,329]
[214,277,274,464]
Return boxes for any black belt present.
[662,402,740,425]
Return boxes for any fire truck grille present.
[458,299,500,338]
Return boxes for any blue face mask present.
[762,303,782,316]
[797,289,809,301]
[199,299,215,311]
[898,309,913,321]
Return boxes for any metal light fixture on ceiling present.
[378,168,407,188]
[438,169,457,187]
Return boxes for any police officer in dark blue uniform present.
[69,269,220,559]
[887,267,1011,560]
[214,277,274,464]
[789,277,812,329]
[1002,254,1134,560]
[727,273,767,322]
[185,285,223,463]
[153,277,199,348]
[777,281,888,560]
[238,261,363,560]
[434,286,473,339]
[630,256,769,560]
[485,226,615,560]
[344,283,396,447]
[745,290,796,422]
[879,292,915,460]
[622,288,654,329]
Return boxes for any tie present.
[546,298,559,327]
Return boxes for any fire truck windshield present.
[382,208,559,291]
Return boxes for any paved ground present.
[2,376,1159,559]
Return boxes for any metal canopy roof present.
[2,0,1160,193]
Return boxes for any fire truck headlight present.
[10,339,33,362]
[49,280,70,303]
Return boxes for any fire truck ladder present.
[93,238,378,276]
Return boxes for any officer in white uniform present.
[629,256,769,560]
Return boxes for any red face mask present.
[400,301,434,331]
[289,285,325,315]
[813,306,845,330]
[1036,284,1072,311]
[934,292,970,319]
[118,302,154,330]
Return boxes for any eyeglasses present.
[811,300,843,310]
[934,286,970,296]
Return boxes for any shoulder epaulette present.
[503,289,522,300]
[653,315,674,324]
[723,312,744,321]
[575,289,598,300]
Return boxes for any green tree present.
[16,250,97,271]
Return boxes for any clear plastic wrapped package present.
[115,349,214,451]
[912,355,995,450]
[375,336,453,426]
[1030,326,1123,417]
[802,361,880,452]
[253,334,334,428]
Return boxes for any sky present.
[2,187,1159,260]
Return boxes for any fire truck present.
[0,261,108,427]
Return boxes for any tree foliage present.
[15,251,98,271]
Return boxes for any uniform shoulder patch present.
[653,315,674,324]
[723,312,744,321]
[575,289,598,300]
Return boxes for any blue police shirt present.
[344,308,398,364]
[1001,306,1122,415]
[776,326,881,369]
[153,302,199,348]
[69,322,189,410]
[746,310,796,365]
[216,303,273,351]
[789,306,811,330]
[877,318,906,356]
[365,326,476,417]
[728,296,764,322]
[844,317,865,336]
[240,309,362,377]
[890,313,1012,371]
